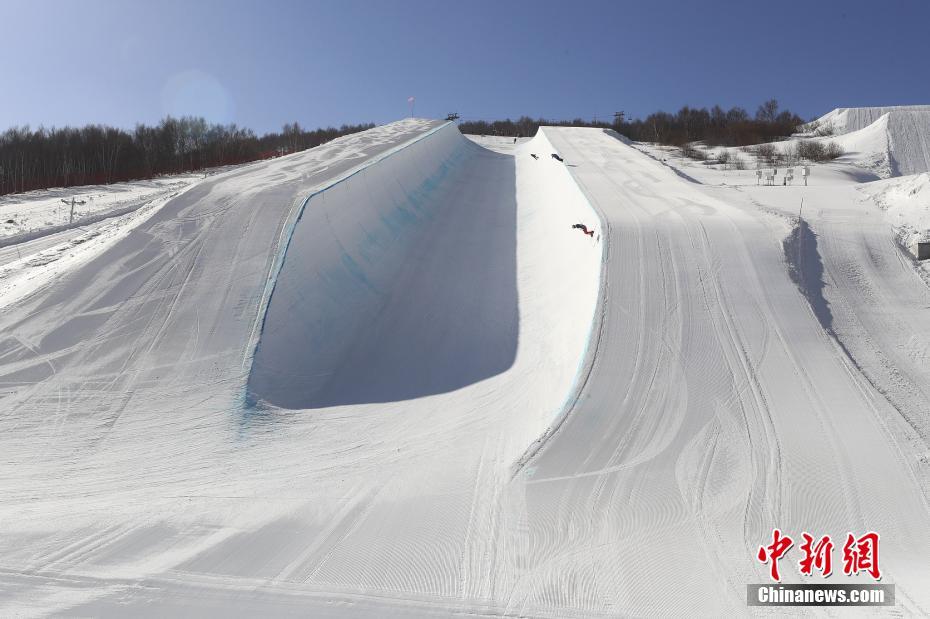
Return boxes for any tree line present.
[457,99,805,148]
[458,116,612,140]
[0,117,375,196]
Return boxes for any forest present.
[1,99,808,197]
[457,99,805,147]
[0,117,374,196]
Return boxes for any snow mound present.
[885,111,930,176]
[813,105,930,135]
[860,172,930,249]
[807,106,930,177]
[827,112,894,176]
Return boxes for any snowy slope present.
[813,105,930,135]
[464,134,531,153]
[0,121,604,615]
[0,173,206,240]
[247,124,518,407]
[860,171,930,248]
[0,185,198,311]
[807,106,930,177]
[885,110,930,176]
[3,117,930,615]
[248,122,600,410]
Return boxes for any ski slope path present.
[511,128,930,615]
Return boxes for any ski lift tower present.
[613,111,626,132]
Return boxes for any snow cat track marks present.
[779,218,922,518]
[269,486,382,585]
[731,198,927,555]
[809,220,930,508]
[719,211,870,538]
[67,224,212,446]
[684,220,779,568]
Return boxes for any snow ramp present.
[815,105,930,134]
[814,106,930,176]
[246,123,599,409]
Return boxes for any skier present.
[551,153,564,162]
[572,223,594,237]
[530,153,539,160]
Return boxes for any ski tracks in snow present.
[514,128,930,615]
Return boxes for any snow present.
[807,106,930,177]
[2,113,930,615]
[812,105,930,135]
[0,119,602,615]
[667,105,930,181]
[533,127,930,614]
[463,134,531,153]
[247,124,598,409]
[860,171,930,251]
[0,173,206,240]
[0,184,199,311]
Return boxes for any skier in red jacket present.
[572,223,594,237]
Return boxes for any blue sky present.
[1,0,928,134]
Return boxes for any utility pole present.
[613,111,625,127]
[61,197,82,224]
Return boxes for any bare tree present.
[756,99,779,123]
[0,117,375,197]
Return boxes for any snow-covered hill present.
[812,105,930,135]
[810,105,930,177]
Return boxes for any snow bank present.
[860,171,930,251]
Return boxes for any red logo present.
[799,533,834,577]
[758,530,881,582]
[757,529,794,582]
[842,532,881,580]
